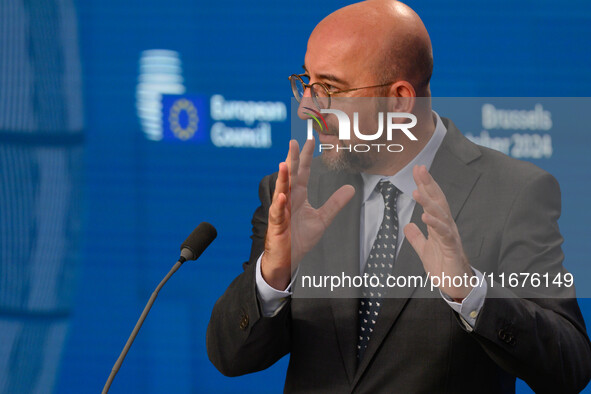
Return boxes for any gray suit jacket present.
[207,118,591,393]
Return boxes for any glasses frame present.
[289,73,395,109]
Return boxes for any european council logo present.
[162,94,209,143]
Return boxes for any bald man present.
[207,1,591,392]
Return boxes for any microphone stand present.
[102,257,186,393]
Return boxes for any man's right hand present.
[261,138,355,291]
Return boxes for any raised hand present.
[403,165,474,300]
[261,138,355,291]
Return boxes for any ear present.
[386,81,416,114]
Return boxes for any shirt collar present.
[360,111,447,202]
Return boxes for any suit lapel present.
[352,118,482,386]
[315,169,363,384]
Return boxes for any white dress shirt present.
[255,112,486,328]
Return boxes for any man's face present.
[299,22,387,173]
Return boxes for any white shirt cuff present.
[440,268,487,330]
[255,252,294,317]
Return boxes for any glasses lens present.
[311,83,330,109]
[291,75,305,102]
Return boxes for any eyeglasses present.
[289,73,395,109]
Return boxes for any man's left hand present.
[403,165,474,301]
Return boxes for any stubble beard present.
[318,115,381,173]
[320,139,378,173]
[319,100,391,173]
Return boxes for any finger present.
[317,184,355,227]
[288,139,300,182]
[273,162,289,201]
[412,165,424,188]
[421,212,454,243]
[403,223,427,259]
[295,137,315,189]
[414,165,449,209]
[273,139,294,202]
[269,192,288,226]
[413,164,432,187]
[285,140,292,166]
[413,184,449,224]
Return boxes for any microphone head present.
[180,222,217,261]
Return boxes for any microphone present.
[180,222,218,262]
[102,222,217,393]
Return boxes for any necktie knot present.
[376,181,399,204]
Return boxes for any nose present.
[296,87,315,120]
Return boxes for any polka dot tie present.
[357,180,400,361]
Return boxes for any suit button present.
[239,314,249,330]
[498,328,516,345]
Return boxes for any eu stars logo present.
[162,95,209,143]
[169,98,198,140]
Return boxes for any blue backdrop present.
[2,0,588,392]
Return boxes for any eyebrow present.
[302,64,347,86]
